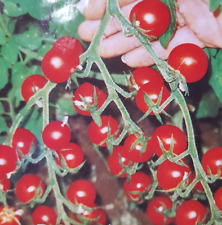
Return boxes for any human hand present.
[78,0,222,68]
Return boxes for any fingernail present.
[121,55,126,64]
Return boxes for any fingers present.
[121,26,204,68]
[177,0,222,48]
[83,0,137,20]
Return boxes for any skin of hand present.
[78,0,222,68]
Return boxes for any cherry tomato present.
[175,200,207,225]
[201,147,222,177]
[123,134,153,163]
[55,142,84,169]
[123,172,152,203]
[73,82,107,116]
[15,174,45,203]
[214,186,222,211]
[21,74,48,102]
[157,160,191,190]
[52,36,83,56]
[67,179,96,205]
[0,145,17,180]
[88,115,119,147]
[135,82,170,115]
[42,121,71,151]
[129,67,164,90]
[107,146,135,178]
[150,124,187,157]
[0,206,20,225]
[146,196,173,225]
[32,205,57,225]
[168,43,208,83]
[12,128,37,160]
[129,0,171,38]
[73,204,107,225]
[0,178,11,192]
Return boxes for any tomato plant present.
[42,121,71,151]
[214,186,222,211]
[168,43,208,83]
[0,206,20,225]
[146,196,174,225]
[32,205,57,225]
[15,174,45,203]
[175,200,207,225]
[0,179,11,192]
[129,0,171,38]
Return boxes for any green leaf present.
[0,117,8,133]
[209,50,222,102]
[3,1,27,17]
[0,58,9,89]
[0,102,5,115]
[0,28,6,45]
[56,97,77,116]
[159,0,177,47]
[14,26,42,50]
[209,0,222,12]
[196,90,221,118]
[37,43,52,58]
[49,4,84,39]
[1,40,19,65]
[18,0,51,20]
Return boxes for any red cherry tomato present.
[0,178,11,192]
[21,74,48,102]
[0,145,17,180]
[55,142,84,169]
[88,115,119,147]
[0,206,20,225]
[123,134,153,163]
[146,196,173,225]
[201,147,222,177]
[12,128,37,159]
[123,172,152,203]
[129,67,164,90]
[73,82,107,116]
[107,146,135,178]
[150,124,187,157]
[168,43,208,83]
[15,174,45,203]
[214,186,222,211]
[135,82,170,115]
[32,205,57,225]
[42,121,71,151]
[129,0,171,38]
[67,179,96,205]
[157,160,191,190]
[175,200,207,225]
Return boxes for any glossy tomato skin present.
[214,186,222,211]
[15,174,45,203]
[123,172,152,203]
[107,146,135,178]
[21,74,48,102]
[32,205,57,225]
[129,67,164,90]
[0,145,17,180]
[201,147,222,177]
[157,160,191,190]
[55,142,84,169]
[175,200,207,225]
[42,121,71,151]
[67,179,96,205]
[129,0,171,38]
[123,134,153,163]
[88,115,119,147]
[150,124,187,157]
[168,43,208,83]
[135,82,170,115]
[12,128,37,159]
[0,178,11,192]
[73,82,107,116]
[0,206,20,225]
[146,196,173,225]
